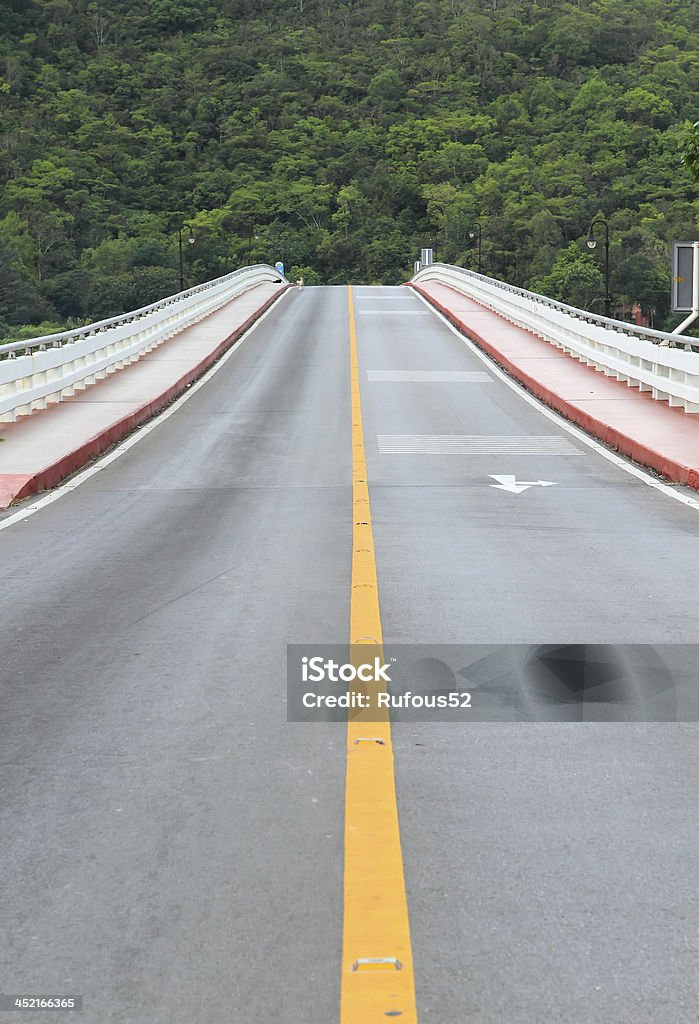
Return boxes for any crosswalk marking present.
[367,370,492,383]
[377,435,585,455]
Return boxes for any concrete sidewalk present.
[0,281,289,508]
[411,280,699,491]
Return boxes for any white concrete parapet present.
[413,263,699,414]
[0,264,286,423]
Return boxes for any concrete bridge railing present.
[412,263,699,414]
[0,264,286,423]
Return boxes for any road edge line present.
[0,284,292,510]
[409,283,699,490]
[0,287,292,531]
[409,283,699,511]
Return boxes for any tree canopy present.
[0,0,698,334]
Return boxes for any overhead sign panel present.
[672,242,697,312]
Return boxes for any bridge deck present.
[0,286,696,1023]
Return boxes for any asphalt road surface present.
[1,286,697,1023]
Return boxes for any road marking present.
[0,291,292,532]
[377,434,584,455]
[367,370,492,383]
[490,475,557,494]
[342,286,418,1024]
[412,288,699,512]
[357,310,431,315]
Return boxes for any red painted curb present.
[0,473,33,509]
[1,284,291,509]
[409,282,699,492]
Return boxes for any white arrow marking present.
[489,475,557,494]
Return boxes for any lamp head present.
[586,235,597,250]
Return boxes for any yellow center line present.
[341,286,418,1023]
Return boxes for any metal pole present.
[587,218,612,318]
[178,223,194,291]
[603,227,611,318]
[469,225,483,274]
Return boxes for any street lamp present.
[178,223,195,291]
[586,218,611,318]
[468,224,483,274]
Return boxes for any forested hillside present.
[1,0,698,335]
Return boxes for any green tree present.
[0,0,696,324]
[532,243,605,311]
[681,121,699,184]
[0,238,49,334]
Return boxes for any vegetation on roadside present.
[0,0,698,336]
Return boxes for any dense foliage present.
[0,0,698,335]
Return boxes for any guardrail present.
[412,263,699,414]
[0,264,286,423]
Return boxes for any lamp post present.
[178,223,195,292]
[586,218,611,318]
[468,224,483,274]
